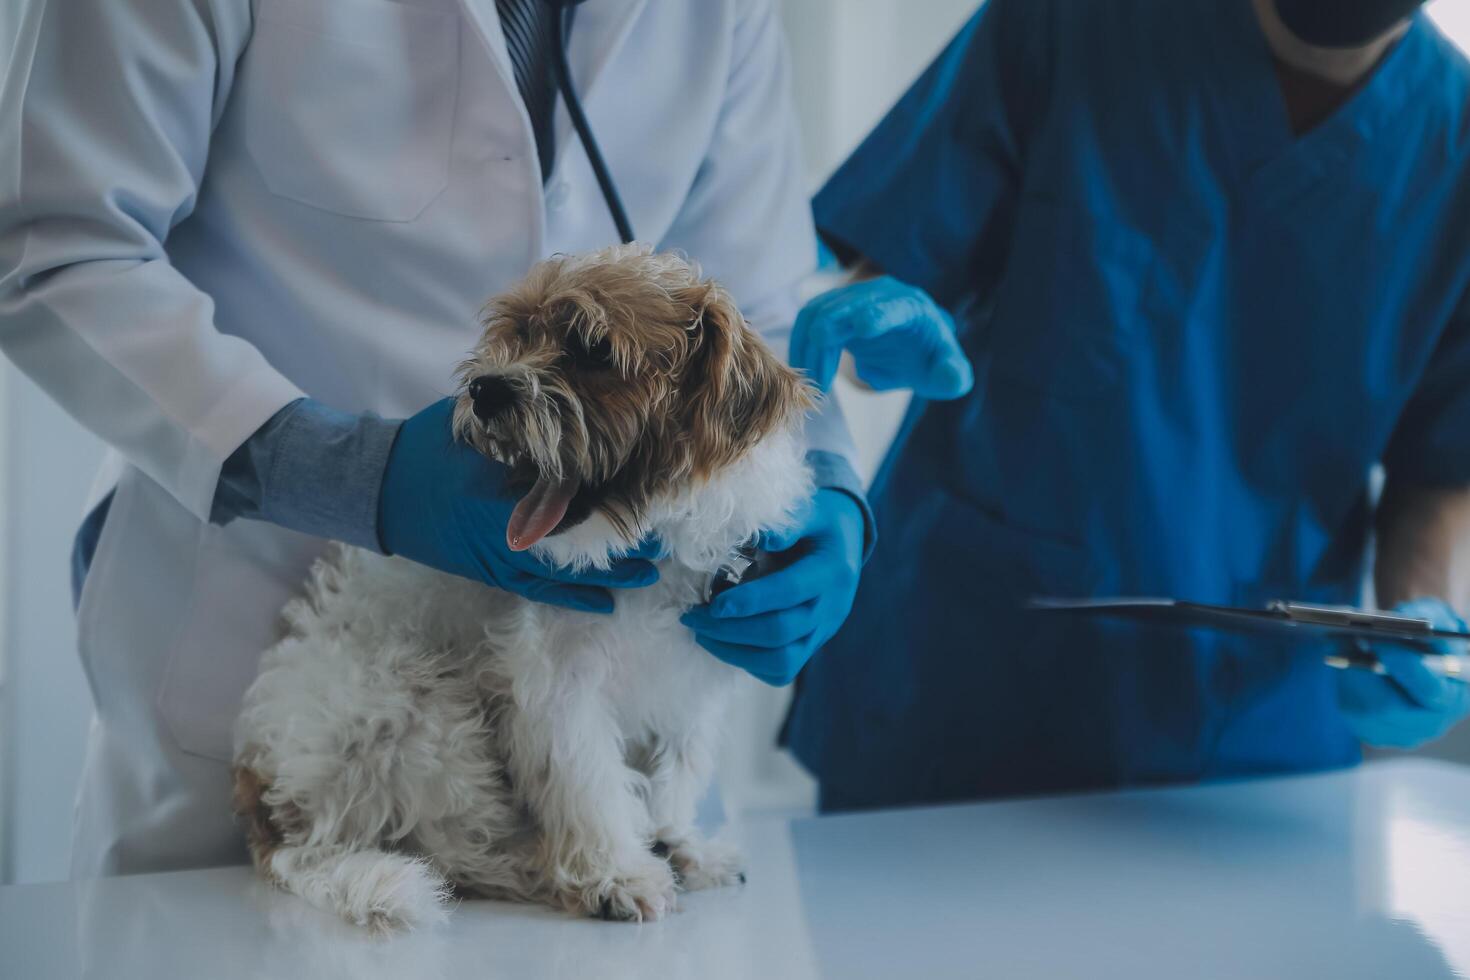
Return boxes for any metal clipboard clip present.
[1269,601,1467,679]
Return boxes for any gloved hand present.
[1337,597,1470,749]
[378,398,658,613]
[680,489,864,686]
[790,275,974,400]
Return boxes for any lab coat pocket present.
[242,0,457,222]
[156,523,323,762]
[987,198,1155,396]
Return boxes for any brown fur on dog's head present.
[453,244,814,549]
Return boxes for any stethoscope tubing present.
[549,2,636,244]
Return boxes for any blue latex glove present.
[1337,597,1470,749]
[680,489,864,686]
[790,275,974,400]
[378,398,658,614]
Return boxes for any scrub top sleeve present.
[1384,302,1470,487]
[812,0,1052,308]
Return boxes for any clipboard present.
[1029,597,1469,680]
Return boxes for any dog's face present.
[453,245,813,552]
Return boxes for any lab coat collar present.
[548,0,649,185]
[454,0,517,101]
[453,0,648,182]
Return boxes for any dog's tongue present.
[507,474,580,551]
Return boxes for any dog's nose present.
[468,376,516,423]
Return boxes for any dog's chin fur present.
[232,245,815,932]
[532,424,809,573]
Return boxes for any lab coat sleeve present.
[811,0,1052,310]
[657,0,862,494]
[1383,300,1470,487]
[0,0,306,522]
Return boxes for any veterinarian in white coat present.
[0,0,869,877]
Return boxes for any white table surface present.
[4,759,1470,980]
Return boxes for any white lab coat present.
[0,0,848,877]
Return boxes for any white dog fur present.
[233,245,814,932]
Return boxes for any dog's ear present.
[680,284,815,480]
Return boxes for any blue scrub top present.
[787,0,1470,811]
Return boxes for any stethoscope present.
[543,0,636,244]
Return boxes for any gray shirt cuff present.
[806,449,877,564]
[210,397,400,552]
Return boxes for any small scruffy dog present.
[232,245,814,932]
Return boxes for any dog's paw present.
[660,837,746,892]
[585,856,679,923]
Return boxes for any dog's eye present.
[564,332,614,368]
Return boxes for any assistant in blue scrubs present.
[786,0,1470,811]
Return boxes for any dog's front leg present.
[503,669,676,921]
[642,707,746,892]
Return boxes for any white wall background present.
[2,0,1468,884]
[1433,1,1470,47]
